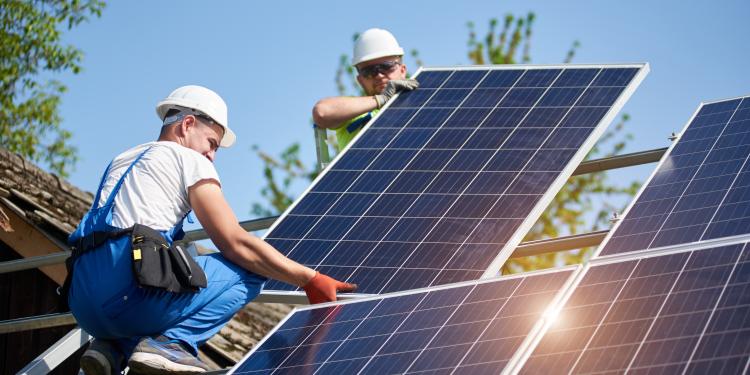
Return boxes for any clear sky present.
[55,0,749,233]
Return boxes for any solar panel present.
[520,237,750,374]
[599,95,750,257]
[229,268,574,374]
[263,64,648,296]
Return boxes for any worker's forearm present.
[189,181,317,286]
[222,231,316,287]
[312,96,378,128]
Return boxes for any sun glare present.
[543,306,562,326]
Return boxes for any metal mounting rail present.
[0,251,70,275]
[1,218,605,279]
[176,215,279,244]
[572,147,667,176]
[510,230,609,258]
[0,291,301,334]
[0,313,76,335]
[0,216,280,275]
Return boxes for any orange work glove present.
[302,272,358,304]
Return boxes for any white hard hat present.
[352,28,404,66]
[156,85,236,148]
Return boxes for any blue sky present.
[56,0,749,233]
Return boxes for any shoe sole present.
[80,350,111,375]
[128,352,207,374]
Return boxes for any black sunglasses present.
[357,60,401,78]
[195,114,218,126]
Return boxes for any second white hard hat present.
[156,85,236,148]
[352,28,404,66]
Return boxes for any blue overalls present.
[68,146,266,358]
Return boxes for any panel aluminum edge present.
[588,93,750,259]
[503,264,585,374]
[228,265,579,373]
[481,63,650,278]
[504,233,750,373]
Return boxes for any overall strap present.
[91,161,114,210]
[346,112,373,134]
[100,146,153,209]
[168,209,193,242]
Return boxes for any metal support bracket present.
[16,327,91,375]
[510,230,610,258]
[572,147,667,176]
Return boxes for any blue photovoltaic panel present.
[263,65,647,294]
[520,240,750,374]
[601,95,750,256]
[229,269,573,374]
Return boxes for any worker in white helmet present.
[313,28,419,150]
[63,85,356,374]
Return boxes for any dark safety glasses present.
[163,109,218,127]
[357,60,401,78]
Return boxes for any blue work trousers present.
[69,236,265,357]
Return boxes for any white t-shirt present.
[96,141,221,231]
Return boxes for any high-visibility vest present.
[334,108,380,151]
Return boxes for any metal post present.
[314,126,331,170]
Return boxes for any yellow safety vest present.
[334,109,380,151]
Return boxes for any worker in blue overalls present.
[64,85,356,374]
[312,28,419,151]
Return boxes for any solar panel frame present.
[257,63,649,300]
[226,265,581,375]
[472,64,648,278]
[509,232,750,374]
[592,94,750,259]
[243,234,750,374]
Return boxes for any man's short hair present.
[163,109,182,124]
[163,108,217,127]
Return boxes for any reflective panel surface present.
[523,242,750,374]
[232,269,573,374]
[602,96,750,256]
[265,65,646,293]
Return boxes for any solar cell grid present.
[263,65,647,294]
[520,240,750,374]
[601,95,750,256]
[230,268,574,375]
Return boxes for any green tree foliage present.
[1,0,104,177]
[462,13,638,273]
[252,13,640,275]
[250,143,319,218]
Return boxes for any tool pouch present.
[130,224,207,293]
